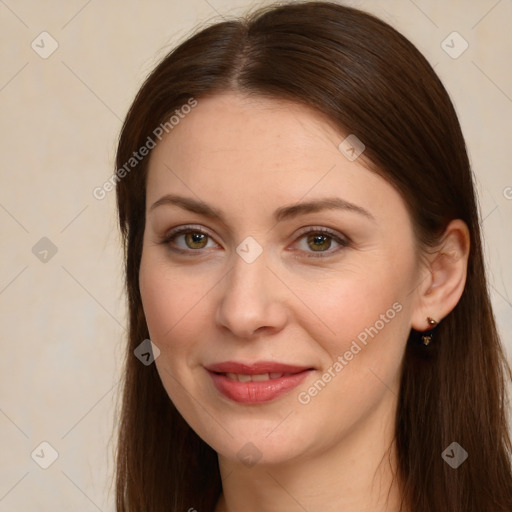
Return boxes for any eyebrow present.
[149,194,375,223]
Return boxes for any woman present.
[114,1,512,511]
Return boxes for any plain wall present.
[1,0,511,510]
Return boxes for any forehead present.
[149,93,343,173]
[145,92,407,228]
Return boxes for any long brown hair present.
[114,2,512,510]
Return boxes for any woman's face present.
[139,92,425,466]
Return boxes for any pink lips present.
[205,361,313,404]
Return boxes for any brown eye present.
[184,231,208,249]
[294,228,350,258]
[162,227,218,253]
[306,233,332,252]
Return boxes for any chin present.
[191,414,318,468]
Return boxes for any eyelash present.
[159,225,351,259]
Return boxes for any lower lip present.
[207,370,312,404]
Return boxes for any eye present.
[160,226,219,254]
[292,227,350,258]
[160,225,350,258]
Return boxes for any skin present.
[139,92,470,512]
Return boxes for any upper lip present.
[205,361,313,375]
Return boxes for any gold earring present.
[427,316,438,327]
[422,316,438,346]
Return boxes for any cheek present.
[304,264,410,350]
[139,250,219,362]
[139,261,172,341]
[293,258,414,413]
[291,274,410,428]
[139,252,191,342]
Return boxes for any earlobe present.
[411,219,470,333]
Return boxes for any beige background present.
[1,0,511,510]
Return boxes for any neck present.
[214,395,405,512]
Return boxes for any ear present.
[410,219,470,332]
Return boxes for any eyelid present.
[160,224,350,257]
[164,224,215,240]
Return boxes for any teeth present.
[223,372,289,382]
[252,373,270,381]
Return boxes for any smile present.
[205,361,314,404]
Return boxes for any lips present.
[205,361,313,404]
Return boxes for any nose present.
[214,249,288,339]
